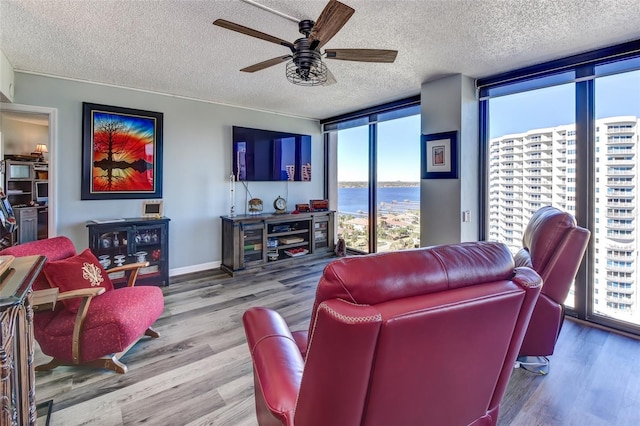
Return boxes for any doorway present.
[0,103,57,240]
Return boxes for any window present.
[479,43,640,335]
[325,99,420,254]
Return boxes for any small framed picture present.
[421,131,458,179]
[142,200,163,218]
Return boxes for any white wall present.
[1,116,49,156]
[12,73,323,275]
[420,74,479,245]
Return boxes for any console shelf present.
[220,211,334,275]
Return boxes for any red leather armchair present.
[515,206,590,374]
[243,242,542,426]
[0,236,164,373]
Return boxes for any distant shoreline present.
[339,181,419,188]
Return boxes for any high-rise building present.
[488,116,640,325]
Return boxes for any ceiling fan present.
[213,0,398,86]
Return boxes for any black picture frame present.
[421,131,459,179]
[81,102,163,200]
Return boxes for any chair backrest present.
[514,206,590,303]
[0,236,77,290]
[513,206,590,357]
[296,242,542,426]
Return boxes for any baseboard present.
[169,260,220,277]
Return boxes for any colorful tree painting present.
[92,112,155,192]
[82,103,163,199]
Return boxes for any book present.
[90,218,126,224]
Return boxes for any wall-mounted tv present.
[232,126,312,181]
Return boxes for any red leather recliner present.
[515,206,590,374]
[0,236,164,373]
[243,241,542,426]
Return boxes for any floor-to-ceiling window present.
[376,115,421,252]
[336,125,371,253]
[325,99,420,253]
[592,68,640,327]
[487,83,576,307]
[479,42,640,335]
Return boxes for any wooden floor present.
[34,258,640,426]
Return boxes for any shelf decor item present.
[248,198,263,215]
[81,102,163,200]
[421,131,458,179]
[273,196,286,214]
[229,173,236,217]
[142,200,163,218]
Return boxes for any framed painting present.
[81,102,163,200]
[421,131,458,179]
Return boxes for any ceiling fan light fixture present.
[286,50,327,86]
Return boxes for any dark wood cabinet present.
[221,211,334,275]
[0,255,46,426]
[86,217,170,287]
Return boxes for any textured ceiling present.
[1,0,639,120]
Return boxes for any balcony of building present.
[606,157,635,166]
[606,209,635,219]
[606,251,635,262]
[605,283,635,295]
[606,167,635,176]
[605,294,635,307]
[606,189,635,198]
[606,147,636,155]
[605,272,634,284]
[606,230,635,241]
[606,177,635,187]
[605,262,634,273]
[606,124,636,134]
[607,135,635,144]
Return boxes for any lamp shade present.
[34,144,48,154]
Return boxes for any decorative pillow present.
[43,248,114,313]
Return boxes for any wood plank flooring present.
[34,258,640,426]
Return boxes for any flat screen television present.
[232,126,312,181]
[35,181,48,204]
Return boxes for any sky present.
[489,70,640,138]
[337,114,421,182]
[336,69,639,182]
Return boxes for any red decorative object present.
[151,249,161,261]
[43,248,114,313]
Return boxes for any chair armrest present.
[243,307,303,426]
[55,287,106,363]
[57,287,106,301]
[107,261,149,287]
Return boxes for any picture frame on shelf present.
[421,131,458,179]
[142,200,163,218]
[81,102,163,200]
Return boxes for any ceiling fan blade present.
[240,55,292,73]
[324,67,337,86]
[309,0,355,48]
[213,19,294,51]
[325,49,398,63]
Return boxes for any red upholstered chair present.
[514,206,590,374]
[243,242,542,426]
[0,236,164,373]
